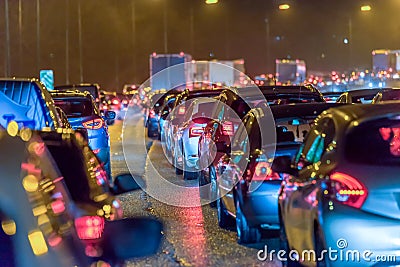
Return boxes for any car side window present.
[296,118,335,168]
[232,116,250,152]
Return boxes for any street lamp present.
[205,0,218,4]
[361,5,372,12]
[279,4,290,10]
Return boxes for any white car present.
[174,98,218,180]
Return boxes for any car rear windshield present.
[54,98,94,118]
[351,94,376,103]
[381,90,400,101]
[346,118,400,165]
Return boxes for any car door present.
[218,114,252,213]
[283,118,336,248]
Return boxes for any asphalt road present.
[109,107,281,267]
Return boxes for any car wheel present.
[174,154,183,175]
[236,200,261,244]
[199,170,208,186]
[314,224,328,267]
[280,213,301,267]
[216,189,235,229]
[209,165,217,208]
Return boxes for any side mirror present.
[112,173,145,194]
[101,217,163,260]
[272,155,298,176]
[104,110,116,120]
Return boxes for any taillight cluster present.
[189,126,204,137]
[330,172,368,209]
[74,216,105,240]
[252,162,281,181]
[222,122,234,136]
[82,118,104,130]
[149,110,156,119]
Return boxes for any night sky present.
[0,0,400,91]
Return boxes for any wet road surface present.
[109,107,281,267]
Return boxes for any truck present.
[372,49,398,73]
[149,53,193,91]
[275,59,306,85]
[191,59,246,88]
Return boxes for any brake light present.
[222,122,234,136]
[189,126,204,137]
[82,118,104,130]
[330,172,368,209]
[252,162,281,181]
[149,110,156,118]
[74,216,105,240]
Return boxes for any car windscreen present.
[346,118,400,165]
[53,98,94,118]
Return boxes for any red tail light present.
[330,172,368,209]
[189,126,203,137]
[222,122,234,136]
[112,99,120,105]
[252,162,281,181]
[74,216,105,240]
[149,110,156,118]
[83,118,104,130]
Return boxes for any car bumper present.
[241,181,281,228]
[322,202,400,266]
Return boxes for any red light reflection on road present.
[176,192,208,266]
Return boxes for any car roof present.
[258,84,322,94]
[324,102,400,123]
[345,88,384,97]
[55,83,100,88]
[269,103,345,119]
[50,90,92,99]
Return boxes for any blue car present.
[51,90,115,179]
[0,78,63,130]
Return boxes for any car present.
[40,129,123,219]
[215,103,343,244]
[158,93,178,142]
[50,90,116,180]
[55,83,102,108]
[163,89,224,173]
[0,78,64,130]
[336,88,383,104]
[258,84,326,104]
[371,87,400,103]
[0,126,163,267]
[174,97,220,180]
[274,103,400,266]
[144,90,169,137]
